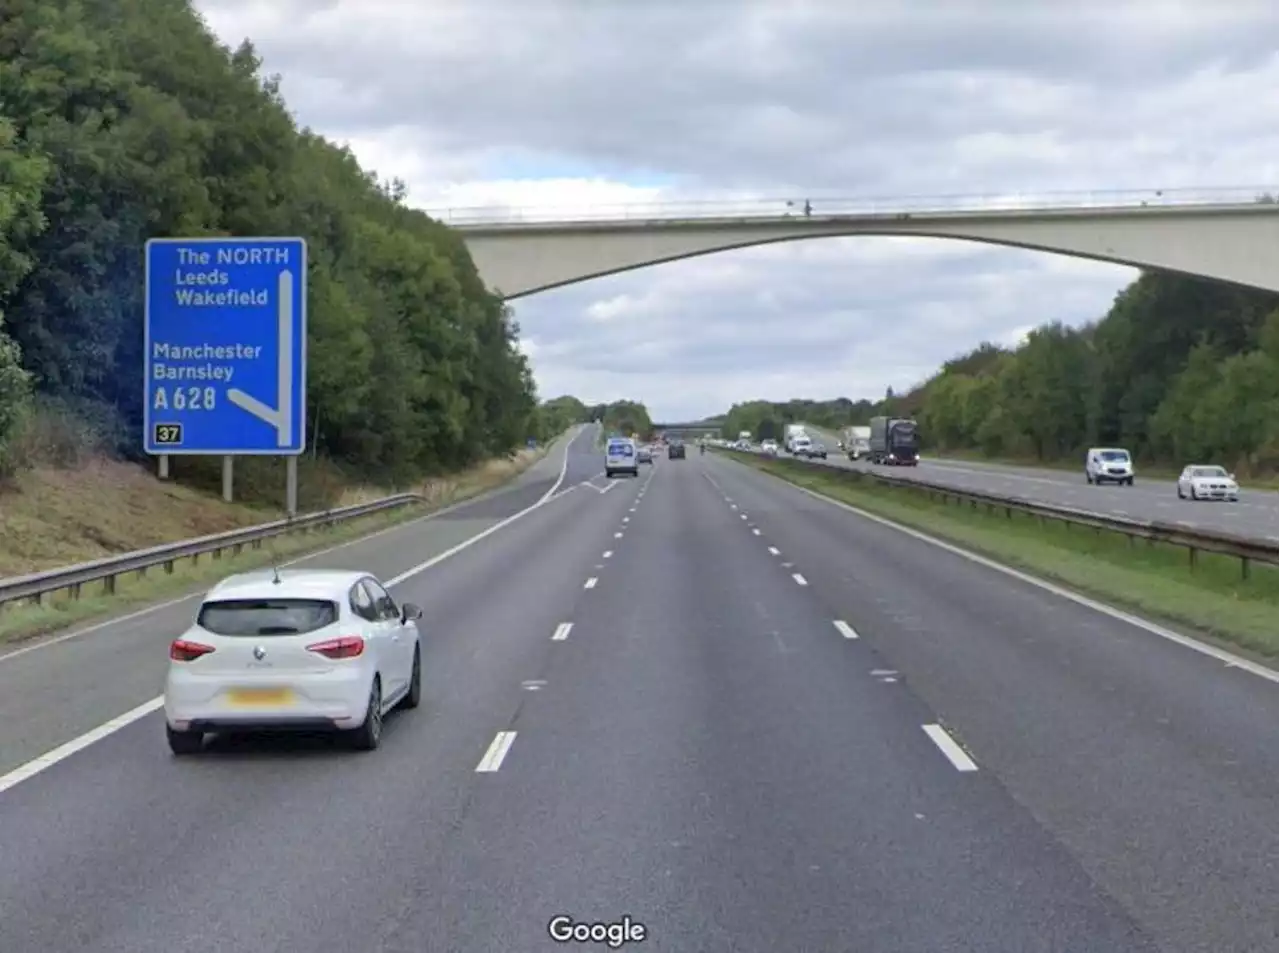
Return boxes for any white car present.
[1177,465,1240,502]
[760,440,779,456]
[163,568,423,755]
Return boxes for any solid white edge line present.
[584,577,598,589]
[833,620,859,639]
[1,426,585,665]
[735,460,1279,683]
[922,724,979,772]
[0,431,587,796]
[551,622,573,642]
[792,573,808,586]
[475,731,517,772]
[0,696,166,795]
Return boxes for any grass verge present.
[721,450,1279,665]
[0,446,554,647]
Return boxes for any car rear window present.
[197,598,339,636]
[608,442,634,456]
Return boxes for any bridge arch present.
[438,193,1279,299]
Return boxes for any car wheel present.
[399,645,422,711]
[347,677,383,751]
[1085,472,1093,484]
[1126,477,1134,486]
[166,724,204,756]
[1177,487,1184,499]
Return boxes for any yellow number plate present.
[226,687,294,707]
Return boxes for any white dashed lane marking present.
[476,731,517,772]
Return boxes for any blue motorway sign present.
[144,237,307,455]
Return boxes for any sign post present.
[144,237,307,513]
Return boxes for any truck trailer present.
[842,425,871,460]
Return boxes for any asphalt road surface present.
[0,438,1274,953]
[798,425,1278,542]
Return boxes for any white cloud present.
[195,0,1279,420]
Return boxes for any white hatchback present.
[163,568,423,755]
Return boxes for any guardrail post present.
[158,454,169,480]
[1241,557,1251,580]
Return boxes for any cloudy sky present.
[196,0,1278,422]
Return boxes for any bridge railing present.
[426,186,1278,227]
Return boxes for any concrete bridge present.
[428,187,1279,298]
[655,420,723,438]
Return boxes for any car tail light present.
[170,639,215,662]
[306,636,365,659]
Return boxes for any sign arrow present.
[228,269,294,447]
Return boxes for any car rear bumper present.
[164,669,370,733]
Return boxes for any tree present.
[0,0,542,487]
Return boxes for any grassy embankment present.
[720,450,1278,665]
[0,429,562,645]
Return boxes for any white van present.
[1085,447,1135,485]
[605,437,639,478]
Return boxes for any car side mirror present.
[1228,473,1236,480]
[401,602,423,622]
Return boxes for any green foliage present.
[719,272,1278,478]
[599,400,653,439]
[914,274,1277,475]
[720,397,872,442]
[534,395,589,440]
[0,0,539,491]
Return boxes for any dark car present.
[668,440,686,460]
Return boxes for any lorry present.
[782,423,808,453]
[868,416,920,466]
[842,425,872,460]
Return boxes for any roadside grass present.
[721,451,1279,664]
[0,446,551,647]
[925,448,1279,491]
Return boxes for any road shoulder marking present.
[552,623,573,641]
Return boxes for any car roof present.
[204,568,371,603]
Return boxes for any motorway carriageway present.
[800,426,1279,542]
[0,425,1274,953]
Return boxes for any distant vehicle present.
[790,434,813,456]
[761,439,779,456]
[843,425,872,460]
[1085,447,1134,485]
[668,440,686,460]
[797,441,827,460]
[606,437,640,478]
[637,445,653,464]
[739,430,753,444]
[163,568,423,755]
[868,416,920,466]
[1177,465,1239,501]
[783,423,808,453]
